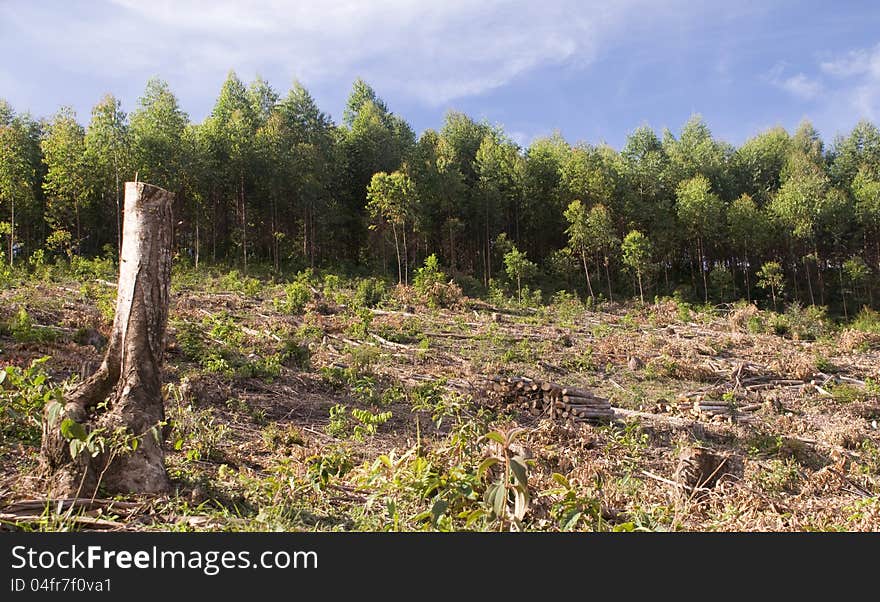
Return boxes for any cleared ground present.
[2,267,879,531]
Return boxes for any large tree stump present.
[41,182,173,496]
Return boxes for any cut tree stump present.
[674,446,742,494]
[41,182,174,497]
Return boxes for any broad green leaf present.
[482,431,505,445]
[46,400,64,427]
[492,481,507,517]
[509,456,528,488]
[60,418,87,441]
[613,522,636,532]
[562,510,582,531]
[477,457,500,479]
[69,439,84,458]
[551,473,571,489]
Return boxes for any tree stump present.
[41,182,174,497]
[674,446,742,495]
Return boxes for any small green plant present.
[0,356,63,444]
[851,307,880,333]
[306,448,353,490]
[478,427,533,528]
[274,281,312,314]
[219,270,261,296]
[326,403,351,438]
[413,254,461,308]
[752,457,801,494]
[354,278,386,309]
[351,407,393,440]
[166,385,229,462]
[542,473,605,531]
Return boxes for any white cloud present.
[820,44,880,78]
[1,0,698,107]
[779,73,823,100]
[818,44,880,122]
[766,63,822,101]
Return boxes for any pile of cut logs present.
[484,376,613,423]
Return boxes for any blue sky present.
[1,0,879,149]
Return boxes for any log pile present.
[484,376,613,423]
[689,398,760,424]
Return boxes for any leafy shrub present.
[851,307,880,333]
[414,254,461,308]
[7,307,56,343]
[0,356,62,445]
[784,301,832,340]
[219,270,261,296]
[354,278,386,309]
[274,281,312,314]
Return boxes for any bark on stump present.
[41,182,174,497]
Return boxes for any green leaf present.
[477,457,500,479]
[492,481,507,517]
[174,437,184,451]
[0,368,6,385]
[509,456,528,488]
[60,418,87,441]
[46,400,64,427]
[482,431,505,445]
[613,522,636,532]
[464,508,487,527]
[562,510,582,531]
[130,437,139,451]
[551,472,571,489]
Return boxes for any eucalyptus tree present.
[727,194,770,301]
[675,174,724,303]
[621,229,653,303]
[41,107,90,250]
[0,105,41,264]
[129,78,187,189]
[84,94,129,255]
[366,170,417,285]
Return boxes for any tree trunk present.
[8,194,14,266]
[40,182,173,497]
[392,222,402,285]
[240,172,247,274]
[698,236,708,304]
[804,254,815,306]
[637,271,644,303]
[581,249,594,301]
[603,253,613,303]
[402,223,409,286]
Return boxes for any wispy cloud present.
[766,63,822,100]
[1,0,700,108]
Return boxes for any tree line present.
[2,72,880,313]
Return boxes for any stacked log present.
[690,398,759,424]
[485,376,613,423]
